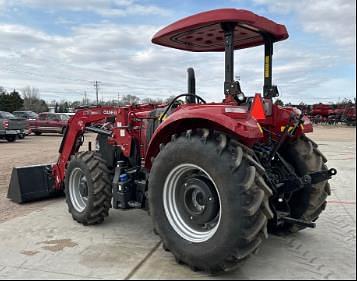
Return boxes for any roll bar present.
[221,23,278,100]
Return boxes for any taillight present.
[3,120,9,129]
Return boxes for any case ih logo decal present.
[103,110,118,115]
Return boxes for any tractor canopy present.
[152,8,288,52]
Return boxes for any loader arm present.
[52,106,119,190]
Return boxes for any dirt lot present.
[0,127,355,279]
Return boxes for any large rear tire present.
[276,135,331,233]
[149,129,273,273]
[65,151,112,225]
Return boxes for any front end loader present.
[8,8,336,273]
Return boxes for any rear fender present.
[269,105,313,138]
[144,105,263,170]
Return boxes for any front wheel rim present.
[163,164,221,243]
[69,167,89,212]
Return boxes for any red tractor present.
[8,9,336,273]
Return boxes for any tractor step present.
[7,164,63,204]
[280,216,316,228]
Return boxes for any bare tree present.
[141,97,164,104]
[22,86,39,109]
[274,99,284,106]
[165,95,177,103]
[21,86,48,112]
[121,94,140,105]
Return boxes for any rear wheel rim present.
[69,167,89,212]
[163,164,221,243]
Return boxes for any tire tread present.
[65,151,112,226]
[149,129,273,273]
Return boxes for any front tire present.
[65,151,112,225]
[149,129,273,273]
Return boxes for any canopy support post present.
[222,22,237,98]
[263,37,273,98]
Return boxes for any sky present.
[0,0,355,104]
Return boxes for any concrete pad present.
[130,205,356,280]
[0,202,160,279]
[318,140,356,221]
[0,266,99,280]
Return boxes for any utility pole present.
[93,81,101,105]
[118,92,120,106]
[83,91,88,105]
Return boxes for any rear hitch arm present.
[277,168,337,194]
[277,175,310,194]
[280,216,316,229]
[309,168,337,184]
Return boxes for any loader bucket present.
[7,164,63,204]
